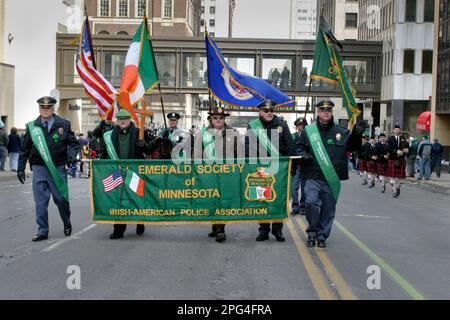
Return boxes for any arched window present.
[97,30,110,35]
[116,31,129,35]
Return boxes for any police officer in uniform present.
[291,117,308,215]
[149,112,186,159]
[246,100,293,242]
[199,106,240,242]
[17,96,79,241]
[102,109,150,239]
[296,100,367,247]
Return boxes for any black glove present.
[136,139,146,148]
[299,153,313,165]
[17,171,26,184]
[99,119,106,130]
[352,120,369,137]
[162,129,170,140]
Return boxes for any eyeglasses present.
[318,108,333,113]
[212,116,225,120]
[261,108,275,113]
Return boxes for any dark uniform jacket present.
[387,135,408,161]
[192,124,241,160]
[296,118,361,181]
[364,143,377,163]
[245,115,293,158]
[375,141,389,164]
[18,115,79,171]
[100,122,147,160]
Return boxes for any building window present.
[136,0,147,18]
[424,0,434,22]
[201,19,204,27]
[163,0,173,18]
[345,13,358,28]
[210,32,215,37]
[118,0,128,17]
[201,6,204,14]
[403,49,415,73]
[422,50,433,73]
[100,0,110,16]
[209,19,215,27]
[210,6,215,14]
[405,0,416,22]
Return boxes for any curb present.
[403,178,450,195]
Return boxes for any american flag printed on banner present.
[76,17,118,121]
[102,169,124,192]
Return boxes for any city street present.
[0,172,449,300]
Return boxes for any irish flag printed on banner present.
[119,17,159,126]
[125,170,145,197]
[249,186,271,200]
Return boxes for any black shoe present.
[381,184,386,193]
[256,232,269,241]
[306,237,315,247]
[291,210,299,215]
[362,180,367,185]
[272,231,286,242]
[109,233,124,239]
[208,231,216,237]
[317,239,327,248]
[396,188,400,197]
[215,233,226,242]
[32,234,48,242]
[136,224,145,235]
[64,224,72,236]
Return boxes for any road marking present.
[41,224,97,252]
[286,220,336,300]
[335,220,425,300]
[294,217,358,300]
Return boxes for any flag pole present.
[147,14,168,130]
[205,30,214,122]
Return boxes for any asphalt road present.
[0,172,449,300]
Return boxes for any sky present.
[232,0,292,39]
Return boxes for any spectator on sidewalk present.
[406,136,419,177]
[0,121,8,171]
[417,135,433,181]
[7,127,21,172]
[431,138,444,178]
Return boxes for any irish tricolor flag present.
[119,17,159,126]
[249,186,271,200]
[125,170,145,197]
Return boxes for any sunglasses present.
[212,116,225,120]
[318,107,333,113]
[261,108,275,113]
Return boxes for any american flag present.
[76,17,118,121]
[102,169,124,192]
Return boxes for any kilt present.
[357,159,367,172]
[366,160,378,174]
[376,162,388,176]
[387,159,406,179]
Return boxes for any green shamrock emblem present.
[52,133,59,143]
[326,138,334,145]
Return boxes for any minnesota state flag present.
[311,16,361,128]
[205,32,294,108]
[119,17,159,126]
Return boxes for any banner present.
[91,158,291,224]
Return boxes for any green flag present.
[310,16,361,128]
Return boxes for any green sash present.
[103,130,119,160]
[201,127,216,159]
[28,121,69,201]
[305,123,341,201]
[249,119,279,157]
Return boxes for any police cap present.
[167,112,181,120]
[37,96,57,108]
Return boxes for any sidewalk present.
[404,172,450,195]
